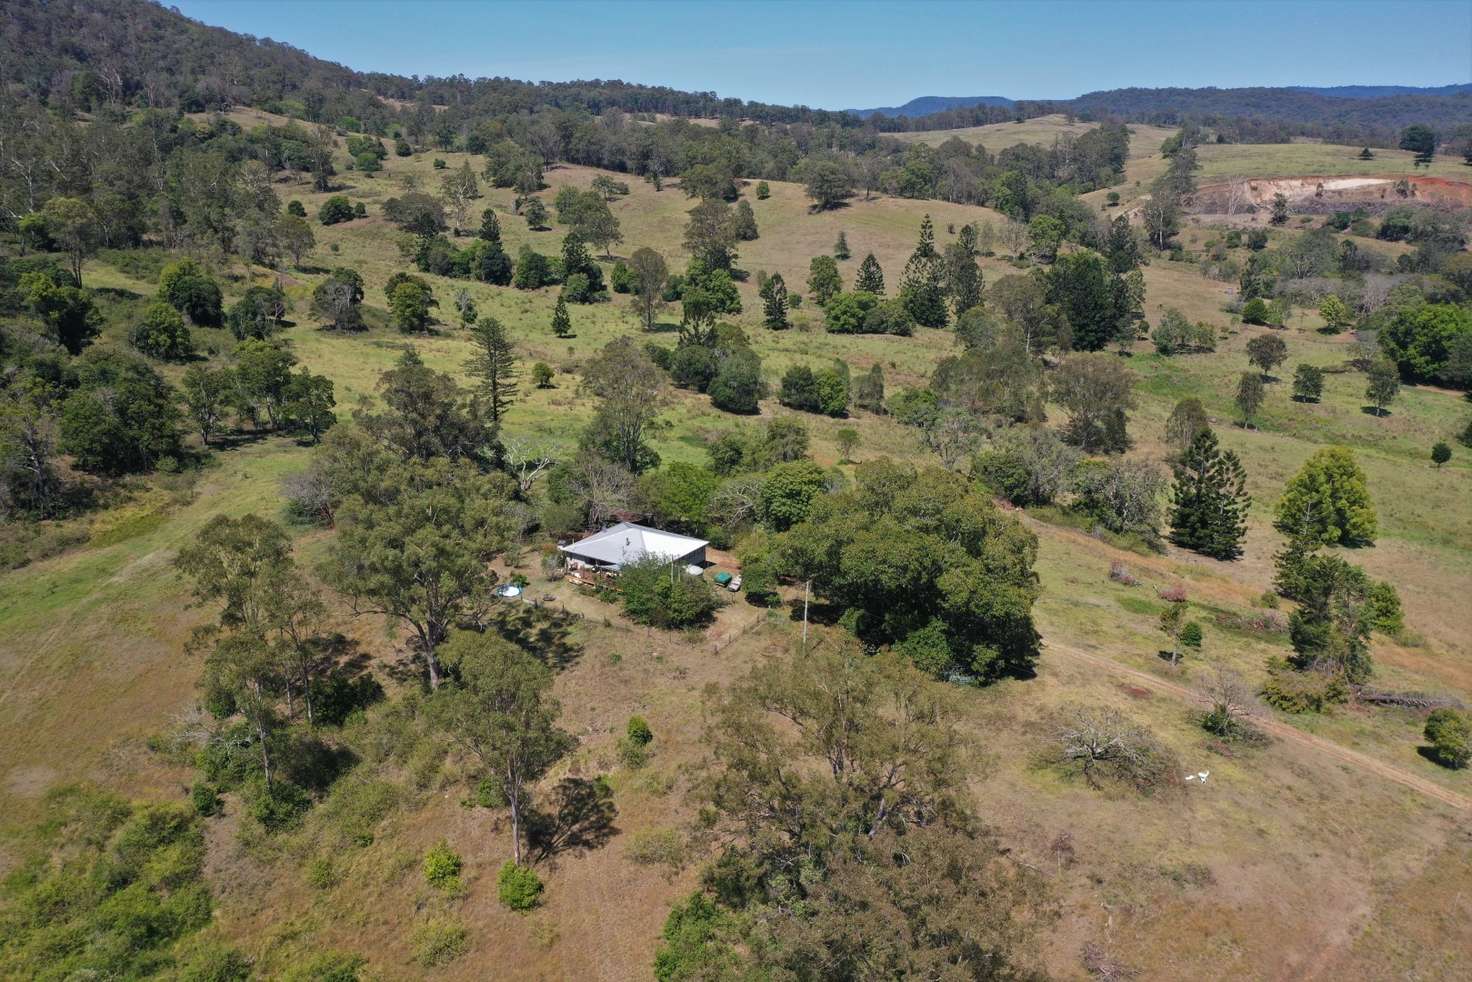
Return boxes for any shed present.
[558,522,708,574]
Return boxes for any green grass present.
[5,106,1472,980]
[1196,141,1472,181]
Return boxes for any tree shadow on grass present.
[490,604,584,670]
[785,597,845,627]
[1414,746,1461,769]
[1360,405,1392,417]
[208,430,272,453]
[526,777,618,866]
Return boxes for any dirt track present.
[1046,639,1472,813]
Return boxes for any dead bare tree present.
[1201,668,1262,739]
[502,437,555,496]
[1057,704,1178,792]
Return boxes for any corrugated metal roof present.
[558,522,707,569]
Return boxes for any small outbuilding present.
[559,522,708,575]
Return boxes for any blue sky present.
[173,0,1471,109]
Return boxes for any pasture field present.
[2,110,1471,979]
[888,112,1177,157]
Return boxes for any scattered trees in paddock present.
[1245,332,1288,377]
[1054,704,1180,794]
[1292,364,1324,402]
[1424,709,1471,769]
[855,252,885,294]
[759,271,789,329]
[669,644,1046,978]
[1164,397,1211,454]
[1051,352,1136,453]
[1234,371,1265,428]
[1150,308,1216,355]
[1364,358,1400,416]
[899,215,948,328]
[580,337,667,474]
[434,631,574,865]
[1169,428,1250,560]
[778,362,849,417]
[807,254,843,306]
[1274,447,1377,547]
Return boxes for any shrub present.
[475,776,507,809]
[823,290,879,333]
[617,556,720,628]
[1241,297,1270,325]
[1108,561,1138,586]
[627,827,686,873]
[1260,659,1347,713]
[190,782,222,817]
[497,861,544,912]
[159,259,224,325]
[618,737,649,769]
[281,951,365,982]
[611,261,635,293]
[411,917,468,966]
[423,840,463,889]
[305,855,337,890]
[1180,621,1203,649]
[318,196,355,225]
[627,715,653,746]
[129,301,196,361]
[244,778,312,833]
[1424,709,1472,768]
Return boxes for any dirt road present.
[1046,640,1472,813]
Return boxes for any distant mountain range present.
[848,95,1015,118]
[851,84,1472,119]
[1292,83,1472,99]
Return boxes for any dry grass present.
[3,106,1471,979]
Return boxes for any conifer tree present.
[833,231,850,259]
[855,253,885,295]
[478,208,502,242]
[900,215,948,328]
[551,296,572,338]
[466,316,519,426]
[944,240,983,316]
[760,273,789,329]
[1169,428,1249,560]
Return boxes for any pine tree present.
[759,273,789,330]
[478,208,502,242]
[958,223,978,257]
[944,241,983,316]
[1169,428,1249,560]
[732,199,759,241]
[466,315,520,426]
[855,253,885,295]
[551,296,572,338]
[833,231,850,260]
[854,364,886,412]
[900,215,948,328]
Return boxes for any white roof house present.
[559,522,708,572]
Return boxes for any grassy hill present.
[3,110,1471,979]
[891,113,1177,155]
